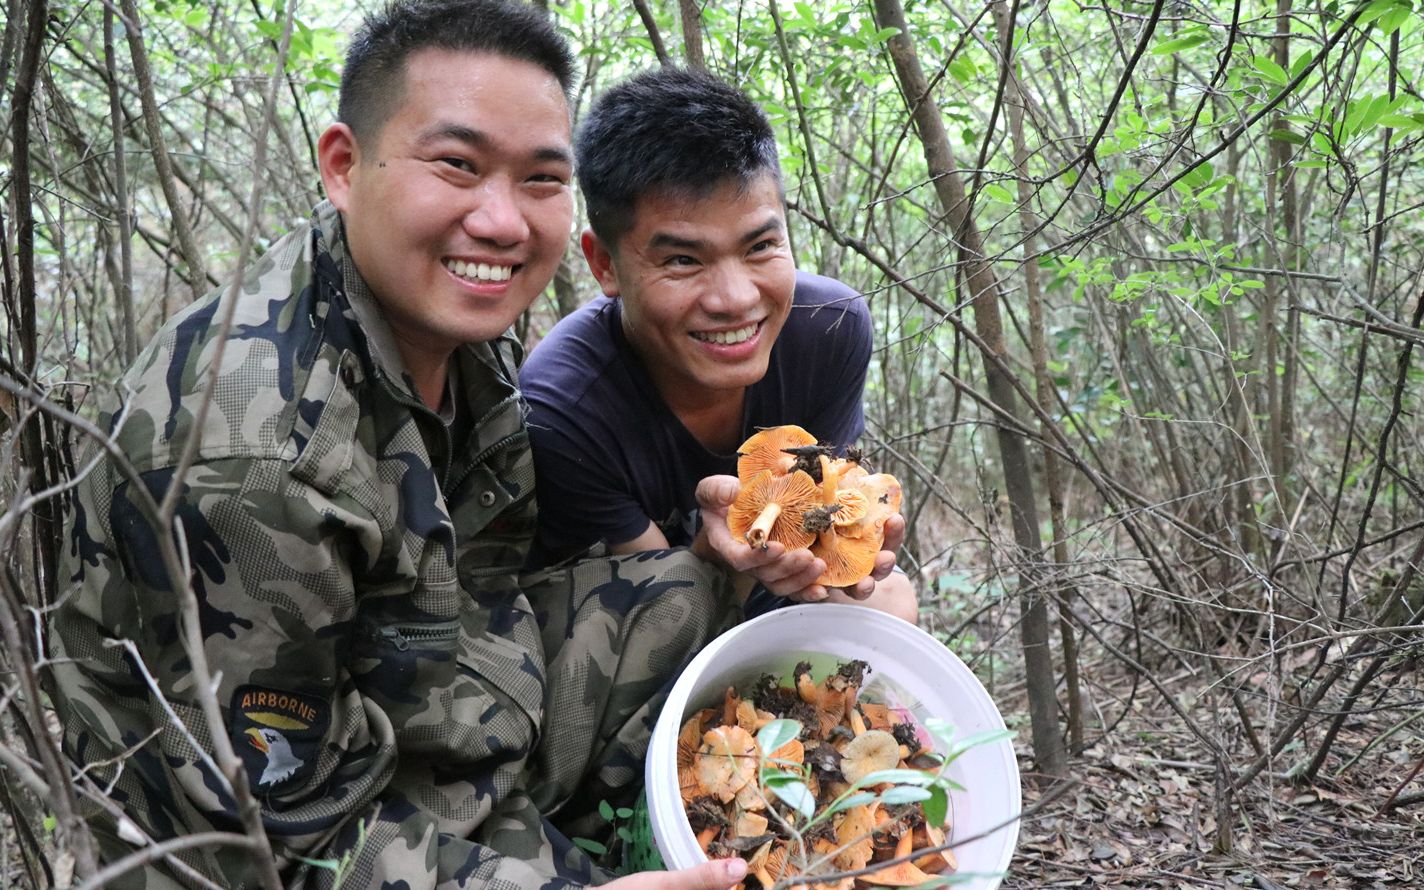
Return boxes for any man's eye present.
[750,239,776,253]
[439,157,474,172]
[528,172,569,185]
[666,255,699,267]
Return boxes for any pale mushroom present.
[695,725,761,803]
[839,729,901,786]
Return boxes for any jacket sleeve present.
[53,453,593,889]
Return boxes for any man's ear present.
[317,123,359,211]
[580,229,622,298]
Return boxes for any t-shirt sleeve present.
[523,402,658,563]
[798,280,872,449]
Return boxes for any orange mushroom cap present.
[736,426,817,483]
[832,804,879,871]
[810,528,880,588]
[837,472,902,541]
[861,828,936,886]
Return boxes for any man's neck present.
[661,386,745,454]
[400,345,453,413]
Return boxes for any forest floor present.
[995,659,1424,889]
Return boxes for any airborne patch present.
[230,685,330,794]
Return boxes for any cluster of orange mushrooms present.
[677,661,957,889]
[728,426,902,587]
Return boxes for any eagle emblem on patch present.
[230,685,329,793]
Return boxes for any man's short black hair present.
[575,67,782,247]
[339,0,576,145]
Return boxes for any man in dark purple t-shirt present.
[522,68,916,621]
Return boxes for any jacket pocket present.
[350,615,465,754]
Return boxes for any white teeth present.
[445,259,512,282]
[692,323,757,345]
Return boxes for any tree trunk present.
[678,0,705,69]
[872,0,1066,775]
[992,0,1083,755]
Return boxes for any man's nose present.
[463,178,530,247]
[706,264,761,316]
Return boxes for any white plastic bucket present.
[646,603,1021,889]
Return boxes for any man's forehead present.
[632,177,785,236]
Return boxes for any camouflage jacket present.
[51,202,593,889]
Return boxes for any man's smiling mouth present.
[444,259,515,282]
[691,322,759,345]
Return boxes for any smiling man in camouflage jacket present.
[48,3,746,888]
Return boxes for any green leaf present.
[1379,4,1412,33]
[1357,94,1394,132]
[1356,0,1401,26]
[871,26,901,43]
[858,768,935,786]
[947,56,976,85]
[1251,55,1289,85]
[826,791,879,815]
[294,857,343,870]
[615,807,634,819]
[774,779,817,820]
[573,837,608,857]
[756,718,801,754]
[923,785,949,827]
[598,799,615,822]
[1378,113,1422,129]
[1269,128,1306,145]
[879,786,933,805]
[982,183,1015,203]
[945,728,1017,761]
[1151,31,1209,54]
[1290,51,1316,79]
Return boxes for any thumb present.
[696,475,741,510]
[666,857,748,890]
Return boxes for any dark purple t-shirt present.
[520,271,872,567]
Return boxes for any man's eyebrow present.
[741,217,784,242]
[414,123,573,165]
[647,233,707,252]
[646,215,785,252]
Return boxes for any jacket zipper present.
[376,623,459,651]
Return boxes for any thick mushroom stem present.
[746,502,784,548]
